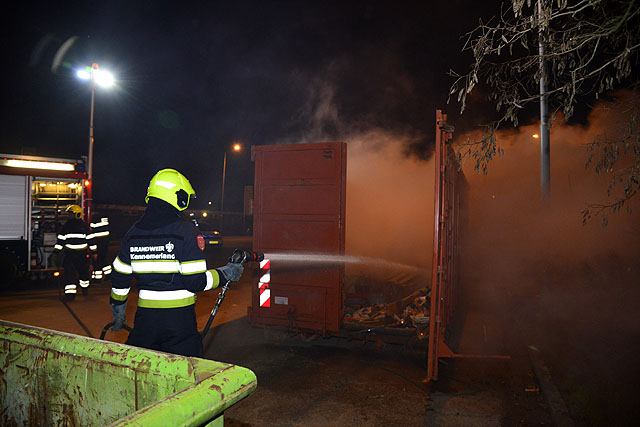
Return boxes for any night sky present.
[2,0,500,209]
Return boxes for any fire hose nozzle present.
[230,249,265,264]
[201,249,265,338]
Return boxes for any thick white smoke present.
[345,129,435,270]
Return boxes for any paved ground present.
[1,240,560,426]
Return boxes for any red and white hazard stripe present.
[258,259,271,307]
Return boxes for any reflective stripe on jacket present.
[110,199,222,308]
[55,219,91,252]
[89,217,110,239]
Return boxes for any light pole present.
[76,63,114,221]
[538,0,550,200]
[220,143,241,229]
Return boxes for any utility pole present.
[220,151,227,230]
[219,143,242,230]
[86,80,95,222]
[77,62,115,221]
[539,0,550,199]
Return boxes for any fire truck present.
[0,153,88,283]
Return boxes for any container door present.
[251,142,346,333]
[0,175,28,240]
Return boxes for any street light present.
[76,63,115,222]
[220,143,242,229]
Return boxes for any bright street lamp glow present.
[233,143,241,151]
[76,66,115,87]
[95,70,114,87]
[77,69,91,80]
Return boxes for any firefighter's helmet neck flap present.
[146,169,195,211]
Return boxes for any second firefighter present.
[53,204,93,300]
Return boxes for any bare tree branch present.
[449,0,640,222]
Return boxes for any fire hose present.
[200,249,264,338]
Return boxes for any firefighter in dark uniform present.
[89,215,111,281]
[109,169,243,357]
[53,205,93,301]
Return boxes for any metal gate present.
[426,110,465,380]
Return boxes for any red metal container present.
[250,142,347,333]
[250,114,473,381]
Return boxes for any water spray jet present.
[262,252,428,275]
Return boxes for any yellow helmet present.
[146,169,195,211]
[66,204,83,219]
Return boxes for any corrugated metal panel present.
[0,175,28,240]
[251,142,347,333]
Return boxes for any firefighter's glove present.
[217,262,244,283]
[110,303,127,332]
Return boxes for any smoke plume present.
[345,129,435,270]
[458,95,639,306]
[456,94,640,424]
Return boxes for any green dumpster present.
[0,320,257,426]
